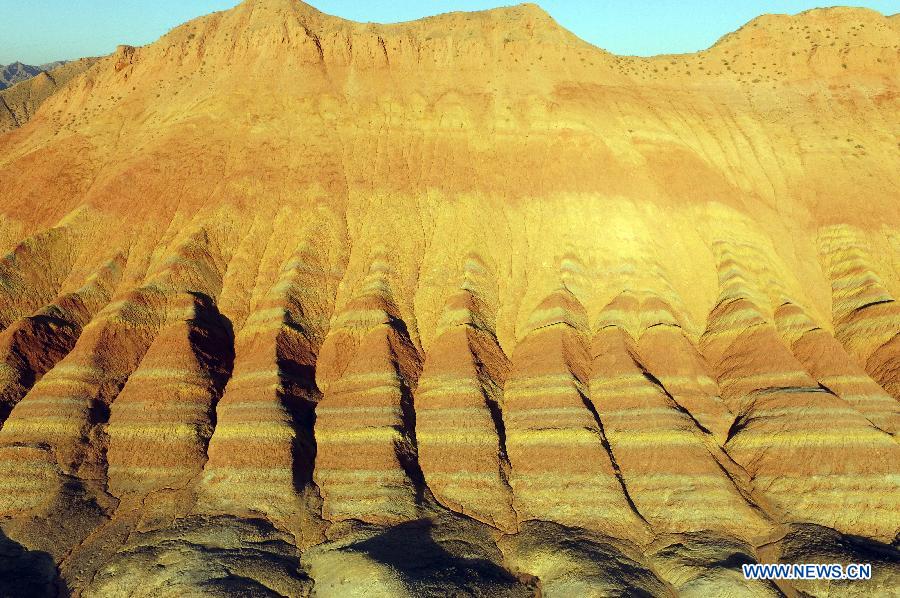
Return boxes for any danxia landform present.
[0,1,898,595]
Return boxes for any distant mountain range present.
[0,61,68,90]
[0,58,98,132]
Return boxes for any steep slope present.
[0,0,898,595]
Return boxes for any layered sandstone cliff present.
[0,1,898,595]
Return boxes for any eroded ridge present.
[702,248,900,540]
[775,301,900,435]
[199,233,343,528]
[0,0,897,593]
[818,225,900,400]
[0,226,77,331]
[105,292,233,497]
[415,256,516,530]
[632,294,735,445]
[590,292,770,540]
[313,257,425,524]
[0,254,123,428]
[504,286,651,543]
[0,228,227,517]
[0,285,167,517]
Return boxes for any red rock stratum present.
[0,1,898,595]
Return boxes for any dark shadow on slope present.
[779,523,900,565]
[395,383,428,506]
[280,354,319,493]
[274,318,323,494]
[502,520,669,597]
[576,388,650,526]
[0,314,81,429]
[387,317,429,506]
[0,528,69,598]
[0,403,12,429]
[187,291,236,461]
[348,519,521,594]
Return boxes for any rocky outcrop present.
[313,257,426,525]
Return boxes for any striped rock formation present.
[198,234,342,530]
[633,295,735,445]
[415,269,516,530]
[105,292,233,497]
[0,227,227,514]
[590,293,771,541]
[818,225,900,400]
[0,284,167,516]
[0,0,896,594]
[504,287,651,543]
[775,301,900,435]
[0,254,122,427]
[312,259,425,525]
[702,249,900,541]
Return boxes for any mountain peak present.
[714,5,897,47]
[240,0,320,8]
[222,0,568,45]
[88,0,596,87]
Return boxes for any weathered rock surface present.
[0,0,898,594]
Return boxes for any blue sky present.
[1,0,898,64]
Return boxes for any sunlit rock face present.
[0,1,898,594]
